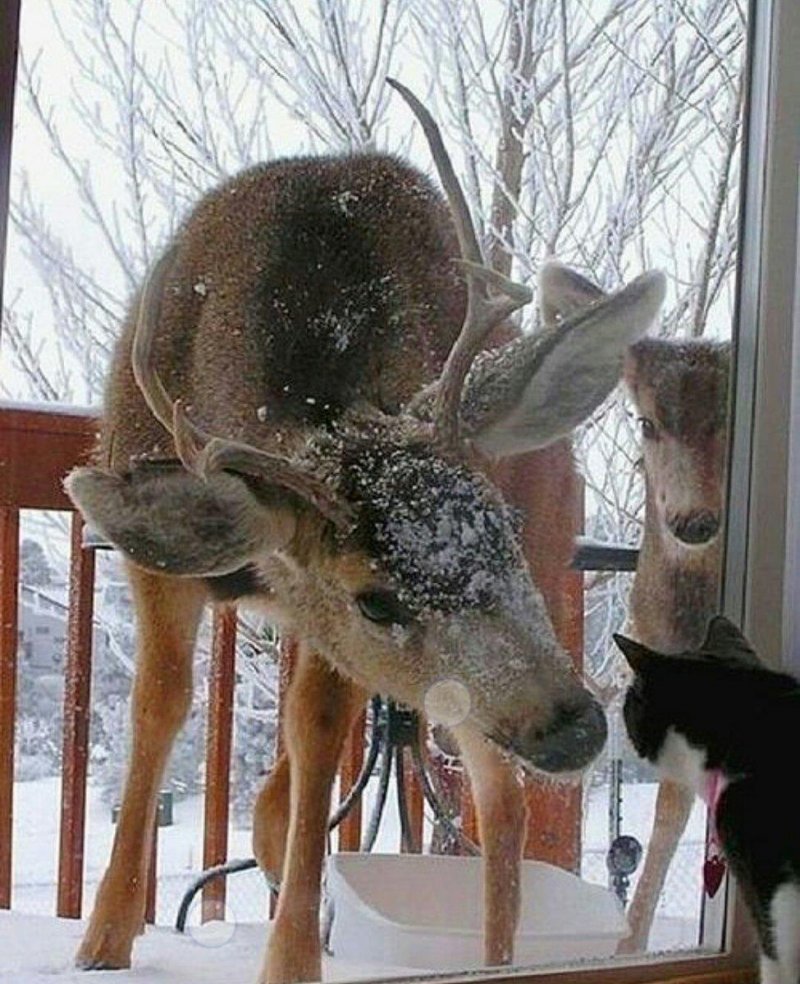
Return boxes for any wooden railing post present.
[401,739,424,853]
[461,774,479,847]
[494,445,586,871]
[0,508,19,909]
[202,607,237,923]
[0,406,95,912]
[337,709,365,852]
[524,464,586,870]
[145,823,158,924]
[57,514,96,918]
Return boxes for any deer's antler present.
[387,79,533,452]
[131,248,355,530]
[131,245,209,449]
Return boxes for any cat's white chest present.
[761,882,800,983]
[656,728,708,794]
[654,731,800,984]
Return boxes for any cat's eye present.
[638,416,659,440]
[356,589,413,627]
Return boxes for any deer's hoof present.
[76,958,130,971]
[76,954,131,971]
[76,928,134,971]
[615,933,646,956]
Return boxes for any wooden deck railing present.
[0,402,585,925]
[0,404,97,912]
[0,403,248,921]
[0,402,399,922]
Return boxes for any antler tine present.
[133,249,355,531]
[196,437,356,530]
[387,78,533,451]
[131,245,210,452]
[386,78,483,268]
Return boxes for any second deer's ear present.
[461,269,666,458]
[539,260,606,327]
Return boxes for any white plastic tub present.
[327,853,629,971]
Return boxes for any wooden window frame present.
[3,0,800,979]
[0,0,20,313]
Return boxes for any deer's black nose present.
[668,511,720,545]
[513,693,607,774]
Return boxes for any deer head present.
[66,83,666,775]
[625,337,730,551]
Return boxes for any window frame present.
[2,0,798,979]
[0,0,20,319]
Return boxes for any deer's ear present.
[462,270,666,458]
[539,260,606,327]
[65,463,297,576]
[701,615,760,664]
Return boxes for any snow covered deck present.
[0,775,712,982]
[0,912,419,984]
[8,777,709,949]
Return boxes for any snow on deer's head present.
[66,83,667,775]
[624,338,730,551]
[263,250,662,773]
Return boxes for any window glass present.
[4,1,747,979]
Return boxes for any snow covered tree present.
[20,538,52,587]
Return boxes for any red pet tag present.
[702,770,728,899]
[703,854,727,898]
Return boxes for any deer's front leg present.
[456,728,527,967]
[263,645,364,984]
[77,569,205,970]
[617,779,694,953]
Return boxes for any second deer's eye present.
[638,416,658,440]
[356,590,413,627]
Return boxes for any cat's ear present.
[613,633,656,674]
[702,615,760,665]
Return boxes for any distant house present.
[18,584,111,675]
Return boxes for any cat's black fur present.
[616,616,800,982]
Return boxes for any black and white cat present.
[615,615,800,984]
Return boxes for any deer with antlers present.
[65,83,665,983]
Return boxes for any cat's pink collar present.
[701,768,728,823]
[700,768,728,898]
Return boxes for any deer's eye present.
[356,590,413,627]
[638,416,659,441]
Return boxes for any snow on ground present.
[11,776,416,926]
[583,781,708,948]
[4,775,711,981]
[0,911,419,983]
[12,777,252,925]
